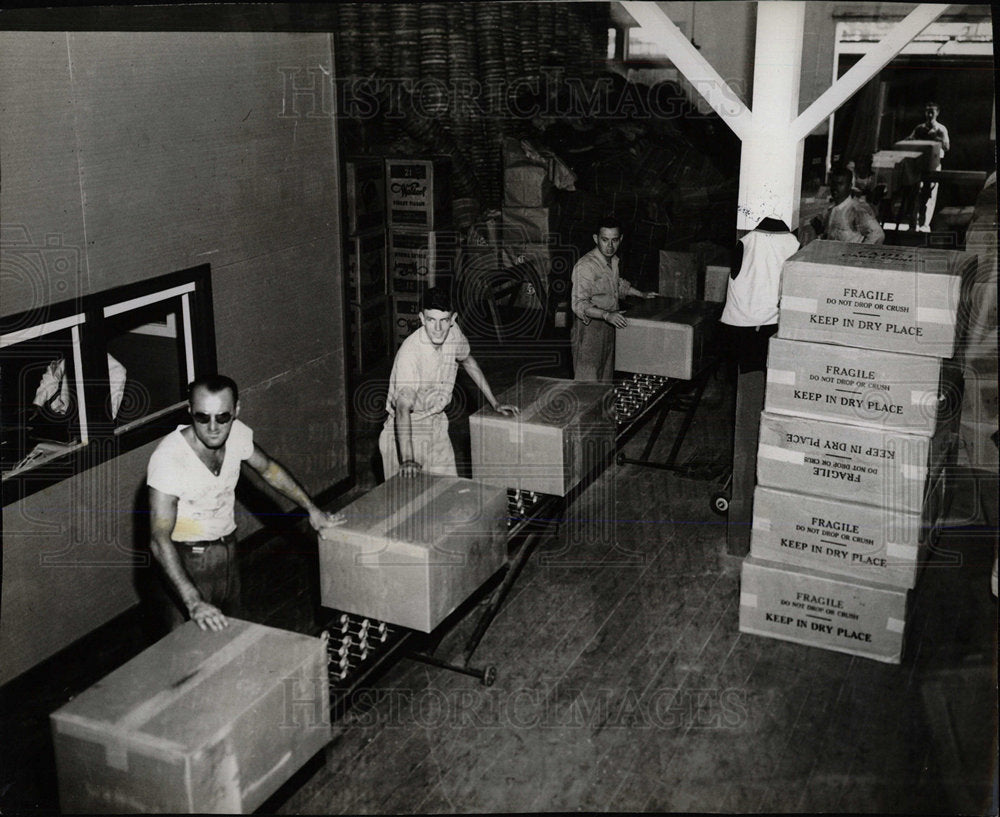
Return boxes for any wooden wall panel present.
[0,32,88,318]
[1,31,347,683]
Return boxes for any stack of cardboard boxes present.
[739,240,975,663]
[344,158,390,371]
[385,157,456,350]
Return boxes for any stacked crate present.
[345,158,389,371]
[386,157,457,349]
[739,240,975,664]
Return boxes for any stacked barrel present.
[739,240,976,663]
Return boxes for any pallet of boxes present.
[739,240,976,663]
[344,157,390,372]
[385,156,457,349]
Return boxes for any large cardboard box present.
[51,619,330,813]
[345,229,386,303]
[765,337,961,436]
[470,376,615,496]
[504,165,553,208]
[704,264,729,303]
[871,150,922,194]
[778,240,975,358]
[388,229,459,292]
[739,556,909,664]
[750,486,926,588]
[756,411,954,514]
[318,474,507,632]
[345,157,386,234]
[893,139,944,174]
[615,297,722,380]
[658,250,699,300]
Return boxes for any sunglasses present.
[191,411,233,425]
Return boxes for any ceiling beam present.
[619,1,753,142]
[791,3,950,141]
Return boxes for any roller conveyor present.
[319,359,720,708]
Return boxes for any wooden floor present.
[1,348,997,814]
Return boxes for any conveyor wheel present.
[482,666,497,687]
[711,491,730,516]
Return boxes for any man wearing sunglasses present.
[380,286,518,480]
[146,374,343,633]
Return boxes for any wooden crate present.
[345,228,386,303]
[765,337,962,437]
[615,297,721,380]
[756,411,955,514]
[387,229,459,293]
[469,376,615,496]
[739,556,909,664]
[345,157,385,234]
[750,485,926,589]
[318,473,507,632]
[385,157,451,230]
[778,240,975,358]
[51,619,329,814]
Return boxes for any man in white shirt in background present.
[812,165,885,244]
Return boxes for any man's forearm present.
[395,409,416,463]
[261,460,317,511]
[150,536,200,610]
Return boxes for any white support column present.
[792,4,949,142]
[620,1,753,141]
[736,1,806,231]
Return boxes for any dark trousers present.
[151,533,241,632]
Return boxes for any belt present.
[175,533,236,554]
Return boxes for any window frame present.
[1,264,216,506]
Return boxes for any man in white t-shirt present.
[812,166,885,244]
[379,286,518,480]
[147,374,343,632]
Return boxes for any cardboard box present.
[871,150,922,193]
[704,264,729,303]
[345,157,386,234]
[388,229,459,291]
[501,206,552,245]
[739,556,909,664]
[756,411,954,514]
[893,139,944,174]
[765,337,961,436]
[348,297,389,371]
[51,619,330,813]
[470,376,615,496]
[615,297,722,380]
[750,486,926,588]
[504,165,553,208]
[386,157,451,230]
[318,474,507,632]
[658,250,699,300]
[345,229,387,303]
[778,240,975,358]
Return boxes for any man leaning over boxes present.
[380,285,519,480]
[147,374,344,633]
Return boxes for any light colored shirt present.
[721,229,800,327]
[907,121,950,156]
[146,420,254,541]
[823,196,885,244]
[385,322,471,423]
[571,247,632,324]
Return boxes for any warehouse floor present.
[1,334,997,814]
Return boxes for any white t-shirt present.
[384,322,471,424]
[721,229,800,327]
[146,420,254,541]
